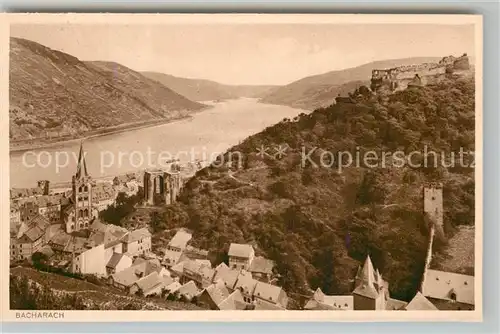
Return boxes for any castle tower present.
[37,180,50,195]
[423,183,444,234]
[352,255,385,310]
[164,163,182,205]
[71,142,94,231]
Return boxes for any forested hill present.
[159,75,475,306]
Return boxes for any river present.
[9,98,306,188]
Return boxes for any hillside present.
[9,37,206,143]
[10,266,204,310]
[155,75,475,305]
[142,72,276,102]
[260,57,441,110]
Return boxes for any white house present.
[228,243,255,270]
[167,229,192,252]
[72,243,107,276]
[121,228,152,256]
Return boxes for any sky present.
[10,24,475,86]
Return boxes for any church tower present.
[352,255,386,310]
[70,142,94,232]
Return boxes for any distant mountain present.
[260,57,442,110]
[9,37,206,143]
[142,72,277,102]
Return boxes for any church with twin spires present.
[63,143,99,233]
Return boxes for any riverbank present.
[9,107,212,154]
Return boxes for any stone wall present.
[371,54,470,92]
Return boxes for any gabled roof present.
[121,227,151,243]
[163,249,182,265]
[253,281,283,304]
[254,298,286,310]
[23,226,44,243]
[204,280,230,306]
[111,260,162,287]
[422,269,474,305]
[165,281,182,294]
[228,243,254,258]
[133,271,164,293]
[234,271,257,295]
[305,288,352,310]
[217,289,248,310]
[106,252,131,269]
[178,281,200,298]
[249,256,274,275]
[49,232,71,248]
[170,261,185,275]
[385,298,408,311]
[405,292,438,310]
[168,229,192,249]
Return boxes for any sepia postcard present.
[0,13,483,322]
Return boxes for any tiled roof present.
[106,252,129,269]
[422,269,474,305]
[121,227,151,243]
[24,226,44,242]
[228,243,254,258]
[305,288,352,310]
[253,281,282,303]
[249,256,274,275]
[178,281,200,298]
[205,280,230,306]
[163,250,182,265]
[111,260,162,287]
[385,298,408,311]
[168,229,192,249]
[254,298,285,310]
[49,232,71,247]
[217,289,248,310]
[29,214,50,231]
[234,271,258,295]
[213,265,240,290]
[170,261,185,275]
[405,292,437,310]
[134,272,164,293]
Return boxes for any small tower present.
[423,183,444,235]
[352,255,385,310]
[71,142,94,231]
[37,180,50,195]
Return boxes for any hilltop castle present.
[370,53,471,93]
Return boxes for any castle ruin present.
[371,53,470,93]
[143,163,182,206]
